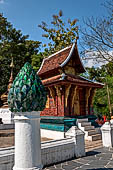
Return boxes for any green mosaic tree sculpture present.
[8,62,47,112]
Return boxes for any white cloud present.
[83,59,96,68]
[83,51,111,68]
[83,59,107,68]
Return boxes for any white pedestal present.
[13,111,42,170]
[101,122,113,148]
[65,126,85,157]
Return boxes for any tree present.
[0,13,41,96]
[31,52,44,71]
[83,64,113,117]
[84,61,113,82]
[38,10,79,55]
[93,75,113,118]
[80,0,113,63]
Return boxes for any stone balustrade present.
[0,126,85,170]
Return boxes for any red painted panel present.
[40,95,65,117]
[79,88,86,115]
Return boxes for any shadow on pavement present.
[86,150,101,156]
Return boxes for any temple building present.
[0,42,104,139]
[38,42,103,118]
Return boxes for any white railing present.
[0,131,85,170]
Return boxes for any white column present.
[101,121,113,148]
[13,111,42,170]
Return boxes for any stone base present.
[40,116,76,133]
[40,115,98,140]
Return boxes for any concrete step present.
[77,118,102,142]
[83,125,95,131]
[0,132,14,137]
[87,134,102,141]
[85,140,102,151]
[81,122,91,127]
[0,124,14,130]
[77,118,88,123]
[86,129,99,136]
[0,129,14,137]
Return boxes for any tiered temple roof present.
[38,43,103,88]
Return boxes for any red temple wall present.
[40,95,65,117]
[57,95,65,116]
[41,87,93,117]
[79,88,86,115]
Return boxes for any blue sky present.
[0,0,107,44]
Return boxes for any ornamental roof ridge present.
[60,43,75,67]
[42,74,104,88]
[44,45,71,61]
[79,75,105,86]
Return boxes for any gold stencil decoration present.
[65,85,71,107]
[48,87,56,105]
[85,87,92,107]
[71,86,77,108]
[74,88,80,115]
[55,85,62,105]
[45,96,49,108]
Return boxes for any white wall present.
[41,129,65,140]
[0,147,14,170]
[0,137,85,169]
[41,138,75,166]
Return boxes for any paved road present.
[44,147,113,170]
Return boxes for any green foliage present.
[0,13,41,96]
[84,63,113,117]
[38,10,79,55]
[31,53,44,71]
[85,67,106,82]
[8,62,47,112]
[94,75,113,117]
